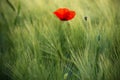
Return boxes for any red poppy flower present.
[53,8,76,21]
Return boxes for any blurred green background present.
[0,0,120,80]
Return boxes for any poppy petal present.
[54,8,69,20]
[66,11,75,20]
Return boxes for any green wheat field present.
[0,0,120,80]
